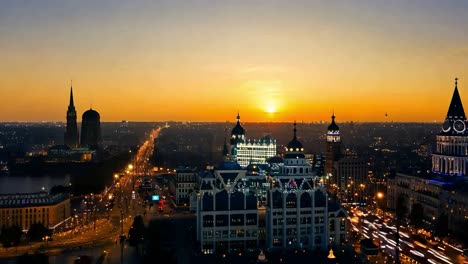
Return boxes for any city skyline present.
[1,1,468,122]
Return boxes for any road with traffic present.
[348,205,467,264]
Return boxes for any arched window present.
[230,191,244,210]
[216,190,228,211]
[272,191,282,209]
[300,192,311,208]
[202,193,213,211]
[286,193,297,208]
[315,190,326,207]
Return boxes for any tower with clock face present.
[432,78,468,177]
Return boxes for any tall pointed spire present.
[236,112,241,125]
[222,127,229,158]
[445,77,465,120]
[287,120,303,151]
[65,82,79,148]
[293,120,297,140]
[328,112,340,132]
[69,81,75,109]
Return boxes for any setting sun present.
[266,104,276,114]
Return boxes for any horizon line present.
[0,120,445,124]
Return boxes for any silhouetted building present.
[325,114,341,177]
[432,78,468,178]
[80,109,102,150]
[229,113,277,167]
[64,86,79,148]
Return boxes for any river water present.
[0,174,72,194]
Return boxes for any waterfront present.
[0,174,71,194]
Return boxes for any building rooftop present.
[0,192,69,208]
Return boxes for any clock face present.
[453,119,466,133]
[442,120,451,132]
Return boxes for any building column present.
[311,190,315,250]
[282,192,286,248]
[296,192,300,248]
[324,191,329,251]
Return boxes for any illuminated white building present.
[229,113,277,167]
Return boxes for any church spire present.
[445,77,465,120]
[69,82,75,109]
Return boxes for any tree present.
[461,219,468,245]
[434,213,448,238]
[49,185,71,195]
[16,253,49,264]
[0,225,23,248]
[27,222,50,242]
[409,203,424,229]
[143,219,177,264]
[396,195,408,223]
[128,215,145,248]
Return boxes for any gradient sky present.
[1,0,468,122]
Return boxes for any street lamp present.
[376,192,384,200]
[376,192,384,216]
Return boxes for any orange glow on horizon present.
[1,2,467,123]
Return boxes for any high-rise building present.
[325,114,341,177]
[80,109,102,150]
[432,78,468,178]
[64,86,79,148]
[334,157,368,203]
[265,122,346,250]
[229,113,277,167]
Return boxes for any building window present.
[315,236,321,244]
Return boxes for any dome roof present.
[231,113,245,135]
[82,109,100,120]
[328,114,339,131]
[287,138,303,150]
[287,122,304,151]
[267,155,284,164]
[246,163,260,173]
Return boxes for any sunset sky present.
[1,0,468,122]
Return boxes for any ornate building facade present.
[265,123,346,250]
[432,78,468,178]
[195,162,261,254]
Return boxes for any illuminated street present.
[347,205,466,264]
